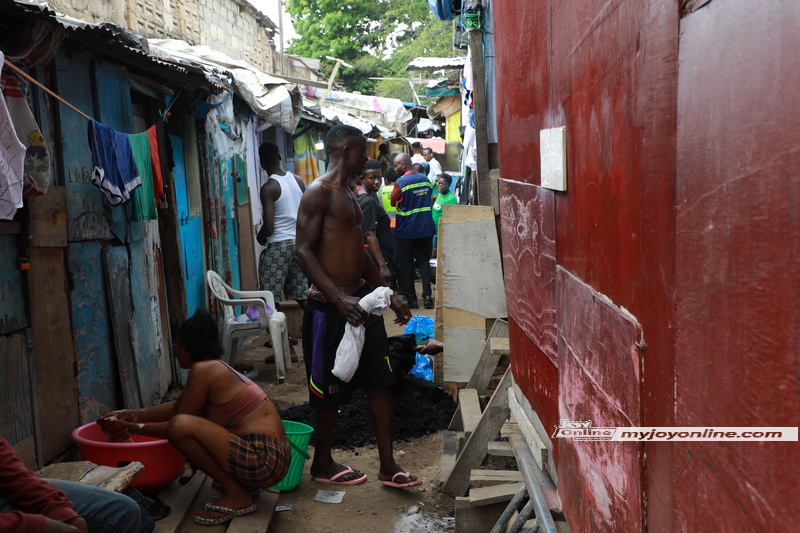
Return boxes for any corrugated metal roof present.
[406,56,467,71]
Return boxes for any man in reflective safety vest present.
[390,153,436,309]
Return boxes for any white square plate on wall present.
[540,126,567,191]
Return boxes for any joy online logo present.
[552,419,616,441]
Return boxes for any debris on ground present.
[279,377,457,449]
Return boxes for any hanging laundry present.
[146,124,164,200]
[87,119,141,205]
[292,131,320,185]
[128,132,157,221]
[2,70,51,198]
[0,53,26,220]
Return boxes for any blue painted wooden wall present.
[0,236,26,336]
[0,331,34,447]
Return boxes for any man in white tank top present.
[256,142,308,339]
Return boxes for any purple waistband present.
[307,279,365,302]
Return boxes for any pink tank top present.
[204,361,267,428]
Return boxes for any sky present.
[248,0,299,44]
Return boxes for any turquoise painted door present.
[171,135,205,315]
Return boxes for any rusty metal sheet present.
[69,241,118,421]
[499,179,557,364]
[0,235,26,335]
[556,266,643,532]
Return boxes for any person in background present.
[431,173,458,259]
[98,308,290,527]
[376,143,390,175]
[381,165,398,229]
[357,160,395,285]
[391,153,437,310]
[422,147,442,182]
[0,435,142,532]
[256,141,307,360]
[410,142,425,165]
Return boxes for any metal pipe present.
[510,435,558,533]
[490,485,528,533]
[508,502,535,533]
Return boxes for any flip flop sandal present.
[312,466,368,485]
[192,503,257,526]
[381,472,422,488]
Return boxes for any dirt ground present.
[235,300,457,533]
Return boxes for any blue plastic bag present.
[410,353,434,381]
[404,316,435,381]
[404,315,434,345]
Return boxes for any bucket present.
[270,420,313,491]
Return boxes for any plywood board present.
[28,247,80,463]
[442,326,487,383]
[439,205,506,319]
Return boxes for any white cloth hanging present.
[0,53,26,221]
[333,286,394,382]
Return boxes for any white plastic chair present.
[206,270,291,384]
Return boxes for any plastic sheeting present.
[148,39,301,132]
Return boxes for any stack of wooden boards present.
[438,321,568,533]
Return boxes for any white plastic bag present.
[333,286,393,382]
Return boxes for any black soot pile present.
[279,377,457,449]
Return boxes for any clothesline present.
[3,58,93,121]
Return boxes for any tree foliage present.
[286,0,460,97]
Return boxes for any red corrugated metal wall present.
[494,0,799,531]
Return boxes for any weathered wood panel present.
[0,331,34,447]
[93,61,133,243]
[27,247,80,463]
[69,241,117,421]
[55,48,110,242]
[675,1,800,531]
[556,267,643,532]
[129,238,166,407]
[103,245,141,409]
[27,186,68,247]
[0,235,26,335]
[498,179,557,364]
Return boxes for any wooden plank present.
[28,247,80,463]
[468,28,491,207]
[0,235,27,335]
[226,490,279,533]
[154,473,207,533]
[500,420,519,439]
[13,436,37,472]
[508,388,549,470]
[104,246,142,409]
[180,475,226,533]
[0,332,34,448]
[455,496,507,533]
[490,337,510,356]
[468,483,524,506]
[69,242,117,421]
[440,430,461,483]
[443,369,512,496]
[470,469,524,485]
[459,389,482,437]
[27,186,68,247]
[487,441,514,457]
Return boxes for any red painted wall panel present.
[675,1,800,531]
[556,267,644,532]
[499,179,557,364]
[494,0,678,530]
[508,317,559,439]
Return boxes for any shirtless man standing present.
[295,124,419,488]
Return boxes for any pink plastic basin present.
[71,422,185,494]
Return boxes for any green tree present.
[286,0,460,96]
